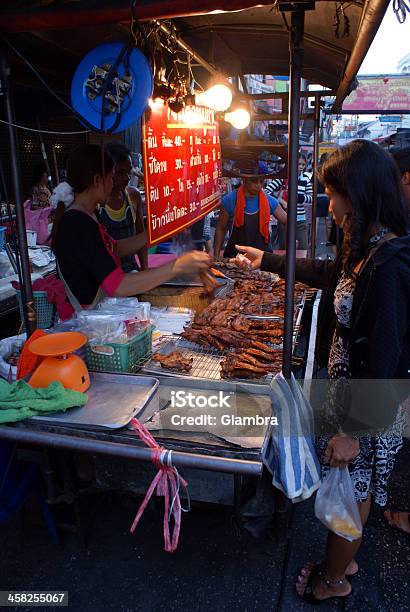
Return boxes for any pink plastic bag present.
[23,199,52,245]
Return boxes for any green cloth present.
[0,379,88,424]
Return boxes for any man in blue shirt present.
[213,160,287,257]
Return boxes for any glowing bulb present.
[196,84,233,112]
[148,97,164,109]
[225,108,251,130]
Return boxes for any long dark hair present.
[320,139,408,274]
[51,144,114,251]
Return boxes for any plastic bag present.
[314,467,362,541]
[0,333,26,381]
[96,299,152,337]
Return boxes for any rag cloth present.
[17,329,46,380]
[0,379,87,424]
[262,372,321,503]
[233,185,271,243]
[12,277,71,321]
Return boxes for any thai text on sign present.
[142,102,222,246]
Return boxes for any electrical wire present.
[0,35,109,133]
[0,118,89,135]
[0,35,75,115]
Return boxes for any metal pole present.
[309,96,320,258]
[0,426,263,477]
[282,7,304,380]
[0,55,36,334]
[36,115,54,191]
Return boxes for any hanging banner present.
[142,101,222,246]
[341,75,410,114]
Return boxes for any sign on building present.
[341,75,410,114]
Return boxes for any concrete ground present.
[1,437,409,612]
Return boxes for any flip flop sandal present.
[300,564,353,605]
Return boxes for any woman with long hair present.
[235,139,410,604]
[52,144,211,316]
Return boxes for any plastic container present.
[85,325,153,373]
[26,230,37,246]
[0,226,6,250]
[16,290,55,329]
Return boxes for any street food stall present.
[0,0,390,543]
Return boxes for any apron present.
[224,210,269,258]
[57,261,105,314]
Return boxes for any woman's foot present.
[384,510,410,534]
[296,563,352,602]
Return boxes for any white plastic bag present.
[314,467,362,541]
[0,333,26,381]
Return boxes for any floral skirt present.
[316,407,406,507]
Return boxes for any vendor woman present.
[52,144,211,315]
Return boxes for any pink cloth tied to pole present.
[129,418,189,553]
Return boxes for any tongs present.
[210,267,230,280]
[207,267,235,297]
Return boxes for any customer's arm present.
[261,251,336,289]
[235,245,337,289]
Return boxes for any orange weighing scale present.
[28,332,90,393]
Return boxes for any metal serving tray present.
[31,372,159,429]
[143,375,274,450]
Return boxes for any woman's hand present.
[173,251,212,276]
[235,245,264,270]
[324,435,360,469]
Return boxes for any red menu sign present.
[142,101,222,246]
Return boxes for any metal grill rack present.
[142,337,226,381]
[142,336,285,386]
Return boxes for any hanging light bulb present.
[196,83,233,112]
[224,108,251,130]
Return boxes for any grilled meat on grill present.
[152,351,193,372]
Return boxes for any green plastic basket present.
[16,290,54,329]
[85,325,153,373]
